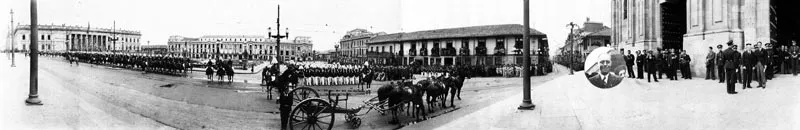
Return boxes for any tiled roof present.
[367,24,546,44]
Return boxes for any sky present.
[0,0,610,55]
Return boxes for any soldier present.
[706,46,717,80]
[722,41,740,94]
[765,43,775,80]
[625,50,636,78]
[636,50,645,79]
[716,45,726,83]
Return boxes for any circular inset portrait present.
[583,47,627,89]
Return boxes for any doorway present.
[771,0,800,47]
[660,0,687,50]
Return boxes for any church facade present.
[610,0,796,77]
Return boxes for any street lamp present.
[25,0,42,105]
[566,22,580,75]
[518,0,535,110]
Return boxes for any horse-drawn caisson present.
[262,63,470,130]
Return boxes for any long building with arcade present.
[166,35,314,61]
[9,24,142,52]
[362,24,550,66]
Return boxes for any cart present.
[286,87,408,130]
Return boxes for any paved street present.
[0,53,570,129]
[434,69,800,130]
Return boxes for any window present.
[47,35,51,40]
[623,0,628,19]
[22,35,26,40]
[41,35,44,40]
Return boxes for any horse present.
[358,71,375,90]
[225,65,234,83]
[216,66,226,82]
[441,74,469,107]
[417,79,448,111]
[205,66,215,81]
[376,82,425,124]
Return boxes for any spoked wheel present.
[290,87,320,105]
[289,98,335,130]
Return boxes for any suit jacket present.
[636,54,645,66]
[742,51,757,67]
[716,51,725,66]
[588,73,623,89]
[723,48,741,69]
[706,51,716,66]
[646,54,658,72]
[753,49,765,65]
[625,54,635,66]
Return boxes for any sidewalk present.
[433,71,800,130]
[0,54,172,129]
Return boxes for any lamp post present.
[25,0,42,105]
[10,9,16,67]
[518,0,535,110]
[267,5,289,64]
[566,22,579,75]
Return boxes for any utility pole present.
[268,5,289,64]
[25,0,42,105]
[110,20,118,53]
[566,22,579,75]
[518,0,535,110]
[10,9,16,67]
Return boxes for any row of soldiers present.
[61,51,193,75]
[626,48,692,82]
[287,62,367,86]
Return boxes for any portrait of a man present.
[587,53,623,88]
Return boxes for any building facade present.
[562,19,612,56]
[10,24,141,52]
[166,35,313,61]
[366,24,549,66]
[335,29,384,64]
[610,0,798,77]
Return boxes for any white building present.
[167,35,313,61]
[9,24,141,52]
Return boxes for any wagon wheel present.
[289,98,335,130]
[290,87,320,105]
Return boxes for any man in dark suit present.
[706,47,717,80]
[723,41,739,94]
[625,50,636,78]
[646,50,659,82]
[753,43,767,88]
[741,43,756,89]
[680,50,692,79]
[716,45,726,83]
[764,43,775,80]
[589,53,623,88]
[791,40,799,76]
[636,50,645,79]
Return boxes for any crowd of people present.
[621,40,799,94]
[623,47,693,82]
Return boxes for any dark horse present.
[376,81,425,124]
[266,64,298,101]
[358,71,375,90]
[441,73,470,107]
[205,66,215,81]
[417,78,448,111]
